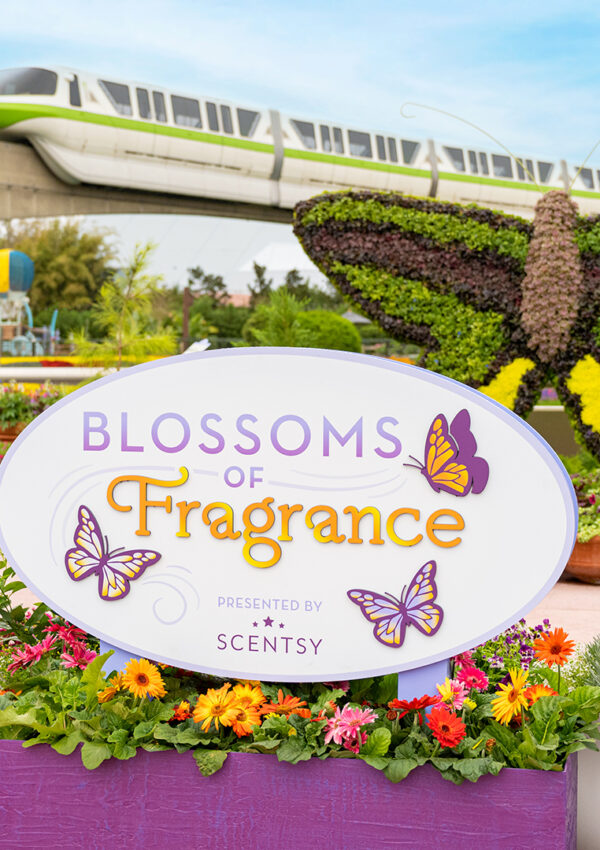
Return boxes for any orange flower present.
[171,700,192,721]
[122,659,166,699]
[97,673,124,703]
[193,684,239,732]
[259,689,309,717]
[533,628,576,667]
[426,706,466,748]
[524,684,557,705]
[231,704,262,737]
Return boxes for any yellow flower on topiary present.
[479,358,536,410]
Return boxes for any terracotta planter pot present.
[0,741,577,849]
[565,536,600,584]
[0,423,27,443]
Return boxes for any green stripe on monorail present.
[2,101,598,201]
[283,147,430,179]
[0,103,274,154]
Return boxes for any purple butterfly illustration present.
[347,561,443,648]
[405,408,489,497]
[65,505,161,601]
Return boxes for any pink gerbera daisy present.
[456,665,489,692]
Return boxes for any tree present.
[71,243,176,369]
[245,288,310,346]
[248,262,273,308]
[186,266,229,304]
[277,268,345,310]
[0,219,115,312]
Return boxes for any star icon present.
[252,621,258,628]
[263,616,274,627]
[279,622,285,629]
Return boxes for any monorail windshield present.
[0,67,57,96]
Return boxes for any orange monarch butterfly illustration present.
[405,408,489,497]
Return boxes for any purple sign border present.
[0,347,578,682]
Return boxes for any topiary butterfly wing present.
[294,191,531,388]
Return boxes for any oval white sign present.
[0,349,576,681]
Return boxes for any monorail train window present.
[206,102,219,132]
[537,161,553,183]
[153,92,167,122]
[376,135,386,161]
[291,120,316,149]
[320,125,332,152]
[387,138,398,162]
[525,159,534,180]
[99,80,132,116]
[401,140,419,164]
[172,95,202,128]
[136,88,151,120]
[0,67,57,96]
[332,127,344,153]
[577,168,594,190]
[443,147,465,172]
[479,152,489,175]
[492,154,512,179]
[221,105,233,134]
[468,151,478,173]
[515,158,536,182]
[348,131,372,158]
[69,75,81,108]
[237,109,259,137]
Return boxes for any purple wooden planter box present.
[0,740,576,849]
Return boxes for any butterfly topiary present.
[293,189,600,461]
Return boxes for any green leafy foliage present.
[333,263,505,383]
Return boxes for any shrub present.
[295,310,361,353]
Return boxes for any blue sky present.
[3,1,600,290]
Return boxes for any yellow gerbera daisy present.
[491,668,529,725]
[122,658,167,699]
[232,682,265,709]
[193,683,239,732]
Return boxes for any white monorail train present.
[1,65,599,218]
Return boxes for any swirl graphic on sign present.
[405,409,489,496]
[347,561,443,648]
[65,505,161,601]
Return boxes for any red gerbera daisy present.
[426,705,466,748]
[388,695,438,723]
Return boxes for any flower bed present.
[0,741,577,849]
[0,561,597,848]
[0,381,64,437]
